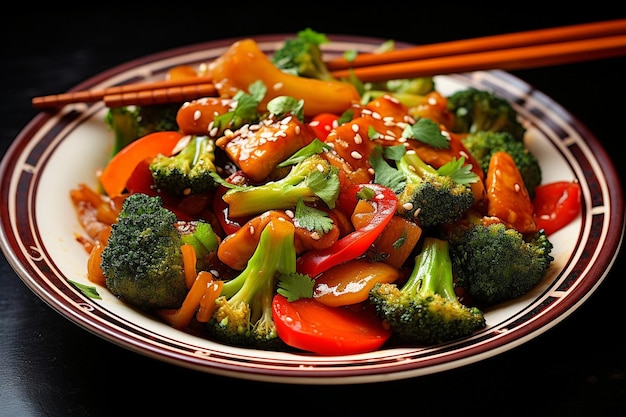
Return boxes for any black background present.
[1,4,624,416]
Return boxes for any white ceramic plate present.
[1,34,623,384]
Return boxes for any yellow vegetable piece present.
[208,38,361,117]
[313,260,401,307]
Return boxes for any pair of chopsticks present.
[32,18,626,110]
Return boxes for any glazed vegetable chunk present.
[176,97,236,136]
[324,95,411,182]
[216,112,317,182]
[462,130,541,197]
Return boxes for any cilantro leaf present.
[369,146,406,193]
[267,96,304,121]
[293,198,334,234]
[436,156,479,185]
[402,118,450,149]
[277,272,315,301]
[278,138,331,167]
[368,125,381,140]
[306,166,340,208]
[68,280,101,300]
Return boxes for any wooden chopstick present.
[32,19,626,110]
[103,83,216,108]
[31,77,214,109]
[326,18,626,71]
[329,33,626,82]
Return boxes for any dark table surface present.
[1,5,624,416]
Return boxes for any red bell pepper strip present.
[532,180,582,235]
[272,294,392,355]
[309,112,339,141]
[99,131,184,198]
[296,183,397,277]
[124,159,157,196]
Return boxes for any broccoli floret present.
[369,237,486,345]
[271,28,335,81]
[446,219,554,307]
[100,193,189,310]
[462,130,542,196]
[149,135,219,196]
[104,104,180,157]
[208,218,300,349]
[395,150,477,228]
[218,153,340,218]
[446,87,526,141]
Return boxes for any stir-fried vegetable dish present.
[70,29,581,355]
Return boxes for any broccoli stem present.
[224,184,318,218]
[404,237,457,301]
[399,151,437,179]
[222,154,339,218]
[220,218,296,300]
[211,218,297,347]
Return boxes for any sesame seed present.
[351,123,360,133]
[354,133,363,144]
[193,110,202,121]
[403,202,413,211]
[351,150,363,159]
[248,225,255,235]
[310,231,321,240]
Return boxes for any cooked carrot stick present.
[180,243,197,288]
[195,279,223,323]
[158,270,215,329]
